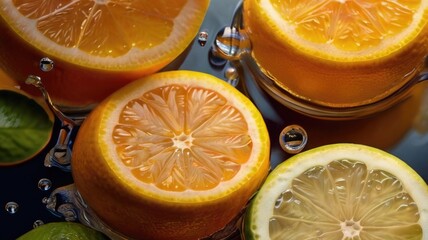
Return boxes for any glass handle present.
[26,75,82,171]
[44,184,129,240]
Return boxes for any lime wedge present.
[17,222,108,240]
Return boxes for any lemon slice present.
[244,143,428,240]
[71,70,270,240]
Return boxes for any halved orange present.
[71,70,270,240]
[244,0,428,107]
[0,0,210,109]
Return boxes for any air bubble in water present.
[198,31,208,47]
[39,57,54,72]
[5,202,19,214]
[224,67,239,87]
[279,125,308,154]
[33,220,44,228]
[38,178,52,191]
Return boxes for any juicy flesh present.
[272,0,420,51]
[112,85,253,191]
[270,159,422,239]
[12,0,187,57]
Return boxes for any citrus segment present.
[244,143,428,240]
[0,0,210,108]
[72,70,270,240]
[244,0,428,107]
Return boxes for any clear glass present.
[213,1,428,120]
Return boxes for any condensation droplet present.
[209,47,227,68]
[279,125,308,154]
[33,220,44,228]
[198,31,208,47]
[224,67,239,87]
[39,57,54,72]
[375,184,382,191]
[5,202,19,214]
[38,178,52,191]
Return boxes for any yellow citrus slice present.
[71,70,270,240]
[244,143,428,240]
[244,0,428,107]
[0,0,210,108]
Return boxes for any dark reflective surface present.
[1,0,427,239]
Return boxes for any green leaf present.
[0,90,53,164]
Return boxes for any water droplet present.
[33,220,44,228]
[38,178,52,191]
[39,57,54,72]
[25,75,42,87]
[5,202,19,214]
[213,27,250,61]
[198,31,208,47]
[224,67,239,87]
[209,47,227,68]
[279,125,308,154]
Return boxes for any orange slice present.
[71,70,270,240]
[0,0,210,108]
[244,0,428,107]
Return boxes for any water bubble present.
[38,178,52,191]
[25,75,42,87]
[279,125,308,154]
[224,67,239,87]
[39,57,54,72]
[42,197,49,204]
[214,27,250,61]
[5,202,19,214]
[198,31,208,47]
[209,47,227,68]
[33,220,44,228]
